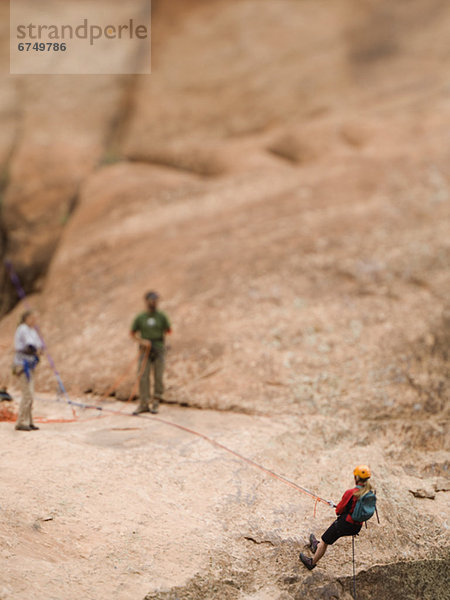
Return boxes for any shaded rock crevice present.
[143,554,450,600]
[244,535,276,547]
[0,89,26,316]
[337,556,450,600]
[0,73,138,318]
[100,72,144,166]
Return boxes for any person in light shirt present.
[13,310,43,431]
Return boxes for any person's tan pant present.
[16,372,35,428]
[138,348,165,410]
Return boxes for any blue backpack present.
[351,491,377,523]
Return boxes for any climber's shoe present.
[309,533,319,554]
[300,553,316,570]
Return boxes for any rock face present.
[0,1,449,599]
[0,73,125,314]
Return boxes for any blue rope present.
[5,260,72,405]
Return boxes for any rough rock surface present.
[1,396,449,600]
[0,1,449,599]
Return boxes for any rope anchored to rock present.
[35,391,336,512]
[4,259,334,513]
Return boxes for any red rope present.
[125,345,150,405]
[100,355,138,402]
[32,392,333,511]
[26,344,334,512]
[145,412,333,509]
[34,415,103,424]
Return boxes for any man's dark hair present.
[145,291,159,301]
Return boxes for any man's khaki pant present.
[138,348,165,410]
[16,372,35,428]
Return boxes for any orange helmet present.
[353,465,371,480]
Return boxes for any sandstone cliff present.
[0,1,449,599]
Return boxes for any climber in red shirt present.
[300,465,374,570]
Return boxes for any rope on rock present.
[4,260,148,421]
[147,411,335,510]
[31,389,335,512]
[4,260,334,513]
[5,260,76,418]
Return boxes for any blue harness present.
[22,355,39,381]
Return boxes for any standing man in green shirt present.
[130,291,172,414]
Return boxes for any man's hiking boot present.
[133,407,150,415]
[309,533,319,554]
[150,399,161,414]
[29,424,40,430]
[299,553,316,570]
[15,425,32,431]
